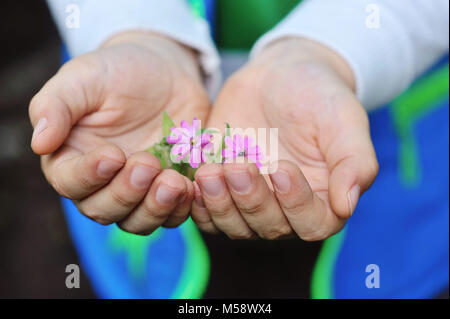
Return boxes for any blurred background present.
[0,0,96,298]
[4,0,446,300]
[0,0,321,298]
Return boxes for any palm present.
[192,40,378,240]
[208,62,364,205]
[62,44,209,158]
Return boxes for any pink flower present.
[166,118,213,168]
[222,134,263,168]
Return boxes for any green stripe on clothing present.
[310,229,346,299]
[188,0,206,18]
[390,64,449,187]
[216,0,300,50]
[171,218,211,299]
[311,63,449,299]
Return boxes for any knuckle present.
[78,206,113,226]
[299,228,330,242]
[261,225,293,240]
[190,209,211,224]
[77,173,95,192]
[163,214,189,228]
[203,227,220,235]
[237,198,267,215]
[76,201,114,226]
[109,189,136,209]
[228,231,255,240]
[45,162,74,199]
[51,177,73,199]
[368,158,380,178]
[118,223,152,236]
[142,201,170,221]
[117,224,134,234]
[91,216,114,226]
[282,198,311,215]
[196,221,219,234]
[171,207,190,220]
[208,203,236,218]
[130,228,153,236]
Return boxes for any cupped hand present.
[29,32,209,234]
[191,38,379,241]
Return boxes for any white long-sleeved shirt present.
[47,0,449,110]
[46,0,221,93]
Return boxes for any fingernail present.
[193,182,205,207]
[97,159,123,178]
[156,184,180,205]
[271,170,291,193]
[130,165,158,190]
[347,185,360,215]
[199,176,224,197]
[32,117,48,140]
[226,171,252,194]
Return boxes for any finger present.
[44,144,125,200]
[195,164,256,240]
[223,163,293,240]
[76,151,161,225]
[323,98,379,218]
[29,59,101,155]
[191,181,220,234]
[162,176,195,228]
[270,160,346,241]
[118,169,187,235]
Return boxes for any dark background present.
[0,0,321,298]
[0,0,96,298]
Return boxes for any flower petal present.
[224,136,234,149]
[180,120,191,131]
[202,141,214,151]
[190,147,202,168]
[222,148,236,161]
[166,135,180,144]
[171,127,191,142]
[234,134,245,151]
[171,143,190,158]
[243,136,255,151]
[200,133,213,146]
[192,118,201,135]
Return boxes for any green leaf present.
[186,167,197,181]
[146,138,171,169]
[162,111,176,138]
[225,123,231,137]
[215,123,232,163]
[200,128,219,135]
[223,123,231,150]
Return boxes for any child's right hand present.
[29,32,209,235]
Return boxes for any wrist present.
[101,31,203,83]
[253,37,356,92]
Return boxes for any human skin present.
[191,38,379,241]
[29,31,209,234]
[30,32,378,241]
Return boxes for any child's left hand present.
[191,38,379,241]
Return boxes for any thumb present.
[324,99,379,219]
[29,60,102,155]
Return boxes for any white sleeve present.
[46,0,221,94]
[251,0,449,110]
